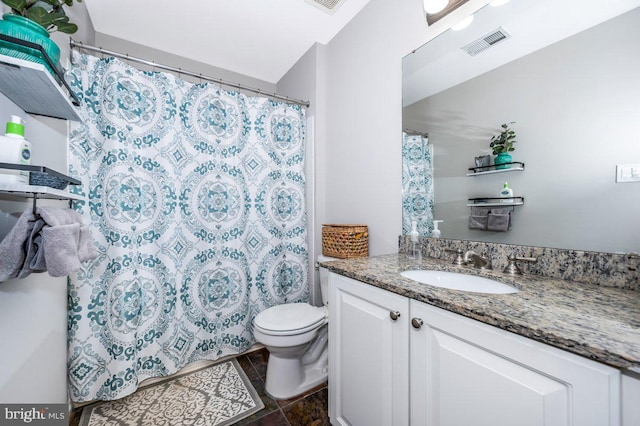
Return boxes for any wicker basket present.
[322,224,369,259]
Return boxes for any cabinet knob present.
[411,318,424,329]
[389,311,401,321]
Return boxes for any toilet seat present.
[254,303,327,336]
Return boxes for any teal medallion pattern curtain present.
[402,132,434,236]
[66,52,308,402]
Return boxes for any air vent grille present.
[305,0,347,14]
[462,27,511,56]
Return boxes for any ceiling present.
[84,0,371,84]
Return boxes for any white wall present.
[321,0,487,255]
[404,8,640,253]
[277,43,327,305]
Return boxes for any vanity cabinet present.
[328,272,621,426]
[328,272,409,426]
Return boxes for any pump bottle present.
[408,220,422,260]
[0,115,31,185]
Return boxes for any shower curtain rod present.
[69,40,311,108]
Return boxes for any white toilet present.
[253,254,336,399]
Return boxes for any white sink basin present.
[400,270,519,294]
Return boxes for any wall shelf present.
[0,183,83,201]
[0,163,82,202]
[0,48,80,121]
[467,162,525,176]
[467,196,524,207]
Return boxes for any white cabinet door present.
[329,273,409,426]
[622,373,640,426]
[410,300,620,426]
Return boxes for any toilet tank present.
[317,254,338,306]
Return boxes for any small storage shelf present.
[467,162,525,176]
[467,196,524,207]
[0,162,82,201]
[0,183,83,201]
[0,43,80,121]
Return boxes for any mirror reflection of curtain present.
[402,132,434,236]
[65,52,309,402]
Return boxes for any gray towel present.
[487,207,513,232]
[17,217,47,278]
[470,207,492,216]
[0,210,37,282]
[37,206,82,227]
[469,215,488,230]
[78,226,98,262]
[0,207,98,282]
[43,223,82,277]
[469,206,491,230]
[37,207,98,276]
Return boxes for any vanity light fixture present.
[423,0,449,14]
[452,14,474,30]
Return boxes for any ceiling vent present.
[462,27,511,56]
[305,0,348,15]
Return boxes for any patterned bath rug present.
[79,358,264,426]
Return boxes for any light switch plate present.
[616,164,640,183]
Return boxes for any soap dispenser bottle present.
[432,220,443,238]
[0,115,31,185]
[408,220,422,260]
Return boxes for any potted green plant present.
[490,122,516,169]
[0,0,82,73]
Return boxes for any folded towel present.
[0,210,37,282]
[487,207,513,232]
[43,223,82,277]
[469,215,488,230]
[490,207,514,215]
[470,207,492,216]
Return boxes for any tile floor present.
[69,348,330,426]
[235,348,330,426]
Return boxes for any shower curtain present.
[402,132,434,236]
[66,52,309,402]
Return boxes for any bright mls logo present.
[1,404,66,425]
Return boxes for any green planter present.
[0,13,60,75]
[494,152,512,170]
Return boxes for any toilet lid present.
[254,303,327,333]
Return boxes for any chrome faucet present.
[463,250,491,270]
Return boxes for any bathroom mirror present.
[402,0,640,253]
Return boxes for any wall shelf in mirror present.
[467,162,525,176]
[0,37,81,121]
[467,196,524,207]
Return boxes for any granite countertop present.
[321,253,640,373]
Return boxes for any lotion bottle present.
[0,115,31,185]
[499,181,514,204]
